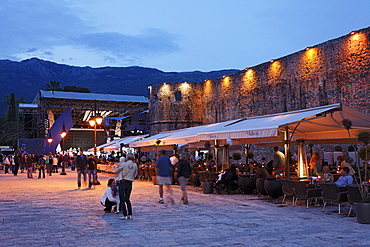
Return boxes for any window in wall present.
[174,90,182,101]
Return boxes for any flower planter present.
[238,177,256,194]
[202,181,213,194]
[354,202,370,224]
[264,177,283,198]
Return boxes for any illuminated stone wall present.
[150,27,370,135]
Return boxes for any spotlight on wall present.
[305,47,312,51]
[270,59,275,63]
[350,31,357,35]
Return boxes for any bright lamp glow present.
[89,119,96,127]
[95,115,103,125]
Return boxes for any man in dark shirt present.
[87,154,97,188]
[76,150,87,189]
[155,150,174,204]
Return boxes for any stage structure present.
[19,90,148,152]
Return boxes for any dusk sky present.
[2,0,370,72]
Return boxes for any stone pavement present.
[0,169,369,247]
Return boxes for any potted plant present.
[353,130,370,224]
[232,152,242,164]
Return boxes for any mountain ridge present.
[0,57,239,114]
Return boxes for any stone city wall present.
[149,26,370,135]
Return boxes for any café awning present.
[103,135,148,151]
[88,135,148,152]
[159,119,242,146]
[196,103,370,145]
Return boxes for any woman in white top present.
[100,178,120,213]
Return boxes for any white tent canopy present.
[89,135,148,152]
[87,139,121,152]
[129,103,370,149]
[159,119,242,146]
[196,103,370,145]
[103,135,148,151]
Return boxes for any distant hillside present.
[0,58,239,115]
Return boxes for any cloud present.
[73,28,180,57]
[0,0,180,66]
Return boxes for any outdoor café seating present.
[264,177,283,198]
[256,177,268,196]
[238,176,256,194]
[292,180,322,208]
[281,178,295,205]
[320,183,348,214]
[346,184,364,216]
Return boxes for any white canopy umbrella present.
[158,119,242,146]
[103,135,148,151]
[196,103,370,144]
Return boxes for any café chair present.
[346,184,364,216]
[320,183,348,214]
[281,179,295,205]
[292,180,322,208]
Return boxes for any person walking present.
[76,150,87,189]
[46,153,53,176]
[155,150,175,204]
[87,154,97,188]
[115,153,138,220]
[37,155,46,179]
[177,154,191,204]
[13,153,20,176]
[26,154,34,178]
[52,154,59,173]
[3,155,10,174]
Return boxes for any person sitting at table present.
[334,167,353,188]
[255,163,270,178]
[317,164,334,183]
[337,155,355,176]
[100,178,120,213]
[246,162,257,176]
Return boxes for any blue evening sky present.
[1,0,369,72]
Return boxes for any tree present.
[63,86,90,93]
[45,81,62,91]
[0,93,26,148]
[6,93,17,122]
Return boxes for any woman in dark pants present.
[115,153,138,220]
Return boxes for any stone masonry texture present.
[149,27,370,135]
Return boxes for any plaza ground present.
[0,169,369,247]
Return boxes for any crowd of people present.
[1,145,367,221]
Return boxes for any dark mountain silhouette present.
[0,57,239,115]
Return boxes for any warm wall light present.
[350,31,357,35]
[305,47,311,51]
[181,82,190,89]
[270,59,275,63]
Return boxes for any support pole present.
[284,126,290,178]
[214,140,219,173]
